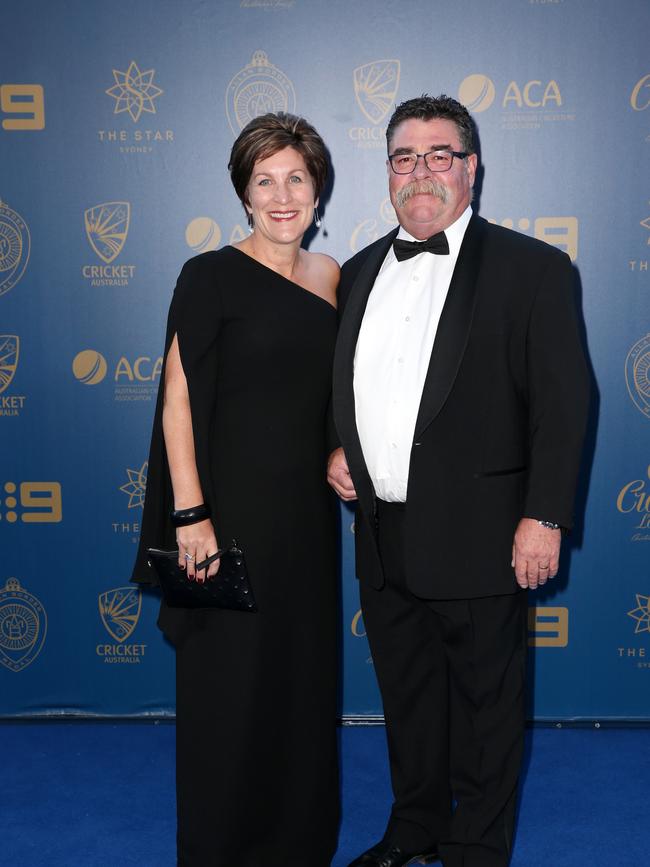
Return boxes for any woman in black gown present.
[132,113,340,866]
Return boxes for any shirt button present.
[405,316,410,322]
[391,442,397,448]
[412,275,419,282]
[397,357,404,363]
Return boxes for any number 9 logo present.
[1,85,45,130]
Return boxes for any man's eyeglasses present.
[387,149,468,174]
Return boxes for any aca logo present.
[0,334,26,417]
[351,609,366,638]
[458,73,573,130]
[625,335,650,420]
[0,200,31,297]
[97,586,146,663]
[72,349,162,402]
[226,51,296,136]
[185,217,222,253]
[487,216,578,261]
[1,84,45,130]
[99,61,173,154]
[350,197,398,253]
[616,464,650,542]
[72,349,108,385]
[528,607,568,647]
[0,578,48,672]
[82,202,136,285]
[630,74,650,111]
[458,74,496,112]
[349,59,400,149]
[114,462,147,541]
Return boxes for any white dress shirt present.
[353,206,472,502]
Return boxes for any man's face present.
[387,117,477,239]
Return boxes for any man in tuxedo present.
[328,95,589,867]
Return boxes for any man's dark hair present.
[386,94,476,155]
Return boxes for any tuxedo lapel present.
[413,214,486,439]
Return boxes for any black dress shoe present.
[347,840,439,866]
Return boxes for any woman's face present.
[245,146,317,246]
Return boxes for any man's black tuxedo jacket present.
[332,214,590,599]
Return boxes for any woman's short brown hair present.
[228,112,328,207]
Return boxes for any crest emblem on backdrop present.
[225,51,296,135]
[0,201,31,297]
[625,334,650,419]
[0,335,19,394]
[353,60,400,125]
[105,61,163,122]
[84,202,130,264]
[0,578,48,672]
[98,587,142,643]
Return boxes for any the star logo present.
[120,462,147,509]
[627,595,650,634]
[641,215,650,244]
[105,61,163,122]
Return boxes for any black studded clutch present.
[146,540,258,612]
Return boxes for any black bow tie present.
[392,232,449,261]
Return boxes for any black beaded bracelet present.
[171,503,211,528]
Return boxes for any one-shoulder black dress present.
[132,247,339,867]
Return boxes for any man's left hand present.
[511,518,561,589]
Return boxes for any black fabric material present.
[132,247,339,866]
[361,500,527,867]
[333,215,590,599]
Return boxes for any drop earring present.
[313,207,322,229]
[247,212,254,233]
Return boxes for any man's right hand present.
[327,448,357,501]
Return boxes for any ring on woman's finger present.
[539,563,550,570]
[184,552,195,562]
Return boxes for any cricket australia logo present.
[98,587,142,642]
[84,202,130,264]
[353,60,400,124]
[0,335,19,394]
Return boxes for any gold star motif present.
[120,462,148,509]
[627,594,650,634]
[106,61,163,122]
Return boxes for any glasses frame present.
[387,149,469,174]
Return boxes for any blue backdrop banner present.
[1,0,649,720]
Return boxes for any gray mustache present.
[395,179,448,209]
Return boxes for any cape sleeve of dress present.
[131,252,223,585]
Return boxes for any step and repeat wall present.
[1,0,648,719]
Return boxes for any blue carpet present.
[2,723,646,866]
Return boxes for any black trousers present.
[360,500,528,867]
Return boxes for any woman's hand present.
[177,519,220,582]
